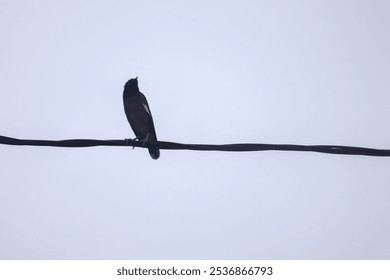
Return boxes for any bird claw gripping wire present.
[125,138,139,149]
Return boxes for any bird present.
[123,77,160,159]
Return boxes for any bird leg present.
[125,137,140,149]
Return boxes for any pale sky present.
[1,0,389,259]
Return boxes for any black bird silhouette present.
[123,77,160,159]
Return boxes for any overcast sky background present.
[1,0,389,259]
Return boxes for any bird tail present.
[148,148,160,160]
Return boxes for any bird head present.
[124,77,139,92]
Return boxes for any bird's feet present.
[125,137,139,149]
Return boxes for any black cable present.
[1,134,389,156]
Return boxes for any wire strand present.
[1,134,389,156]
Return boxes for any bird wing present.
[138,92,158,141]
